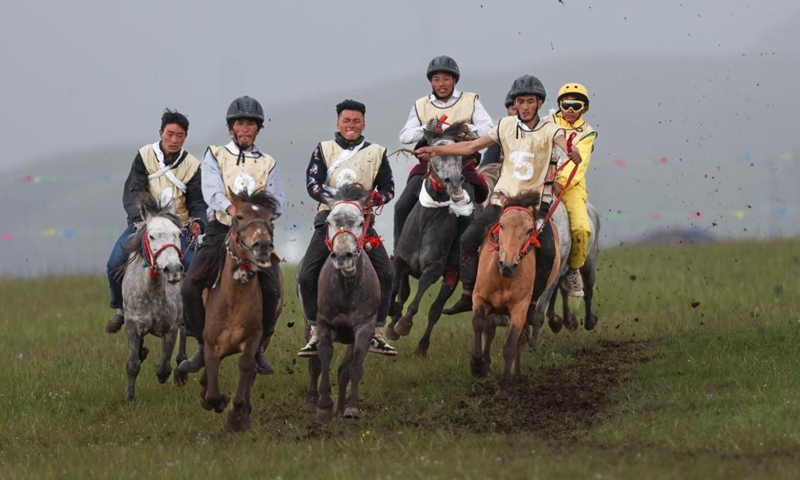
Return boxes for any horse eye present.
[526,229,533,236]
[236,214,244,221]
[149,234,155,240]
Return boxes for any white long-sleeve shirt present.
[398,88,494,144]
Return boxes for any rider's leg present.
[180,230,196,271]
[255,256,281,374]
[297,212,331,357]
[443,205,502,315]
[562,186,590,297]
[366,235,397,356]
[533,203,556,303]
[462,163,489,205]
[393,174,424,246]
[105,224,136,334]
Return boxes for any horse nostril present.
[251,241,261,250]
[330,252,337,259]
[444,177,451,184]
[346,252,353,259]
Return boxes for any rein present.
[487,206,539,257]
[141,227,183,280]
[426,163,447,193]
[325,201,372,254]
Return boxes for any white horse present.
[119,193,186,401]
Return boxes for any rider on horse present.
[105,109,207,334]
[547,83,598,297]
[478,89,517,169]
[396,55,494,286]
[180,95,286,375]
[297,99,397,357]
[415,75,583,315]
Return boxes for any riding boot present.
[178,343,204,373]
[254,337,274,375]
[105,309,124,334]
[443,292,472,315]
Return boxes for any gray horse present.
[308,184,381,419]
[386,122,473,355]
[119,193,186,401]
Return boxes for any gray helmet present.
[426,55,460,82]
[504,90,515,108]
[226,96,265,124]
[508,75,547,101]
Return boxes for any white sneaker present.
[369,328,398,356]
[563,269,585,297]
[297,328,319,357]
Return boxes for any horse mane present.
[424,120,469,145]
[503,190,541,217]
[236,190,280,215]
[336,183,370,202]
[122,193,182,256]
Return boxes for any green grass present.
[1,239,799,479]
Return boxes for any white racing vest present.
[207,144,277,225]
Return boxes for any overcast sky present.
[1,0,798,170]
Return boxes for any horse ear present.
[227,186,245,210]
[321,191,336,209]
[497,192,509,208]
[138,192,158,221]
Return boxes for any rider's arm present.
[201,147,232,217]
[373,150,395,205]
[122,152,148,224]
[553,130,582,166]
[305,143,328,204]
[399,104,425,144]
[265,165,285,219]
[469,98,494,138]
[556,132,596,187]
[422,134,496,158]
[184,169,208,231]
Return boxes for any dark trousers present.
[107,224,195,309]
[181,220,280,344]
[299,211,393,327]
[458,202,555,301]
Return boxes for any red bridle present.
[141,228,183,280]
[487,206,540,257]
[324,201,372,254]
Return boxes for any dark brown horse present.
[197,191,281,432]
[470,190,561,400]
[304,184,380,419]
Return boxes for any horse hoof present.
[384,325,400,341]
[565,313,579,332]
[215,395,230,413]
[302,401,317,413]
[585,314,598,331]
[156,369,171,384]
[225,412,251,433]
[138,346,149,362]
[316,407,335,420]
[342,407,361,419]
[470,357,490,378]
[200,398,213,411]
[394,318,412,337]
[548,315,563,333]
[495,389,511,401]
[173,370,188,387]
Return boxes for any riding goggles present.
[559,99,586,113]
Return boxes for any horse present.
[304,183,380,420]
[195,191,280,432]
[543,202,601,333]
[386,122,474,355]
[470,190,556,400]
[119,192,186,402]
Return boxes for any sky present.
[1,0,798,167]
[1,0,799,275]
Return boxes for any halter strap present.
[141,227,183,280]
[324,201,372,254]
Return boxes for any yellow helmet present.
[557,83,590,103]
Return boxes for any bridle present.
[141,227,183,280]
[487,206,539,259]
[325,201,371,255]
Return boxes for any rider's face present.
[159,123,187,156]
[430,73,456,100]
[229,119,259,150]
[337,110,365,142]
[514,95,542,123]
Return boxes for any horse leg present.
[203,346,229,414]
[395,267,442,337]
[156,329,177,384]
[498,304,528,400]
[562,283,580,332]
[337,345,354,416]
[416,282,455,356]
[470,307,490,377]
[125,328,142,402]
[582,264,598,330]
[546,285,563,333]
[174,325,188,386]
[316,325,335,420]
[343,325,371,419]
[386,259,411,341]
[303,356,321,413]
[226,339,258,433]
[199,368,211,411]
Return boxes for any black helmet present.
[226,96,265,125]
[508,75,547,101]
[426,55,460,82]
[504,90,515,108]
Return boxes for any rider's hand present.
[189,221,202,237]
[415,146,434,161]
[226,205,236,217]
[553,183,563,196]
[369,190,384,207]
[568,148,582,165]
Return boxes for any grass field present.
[1,239,799,479]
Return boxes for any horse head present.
[137,192,184,284]
[425,121,469,202]
[323,183,371,278]
[229,190,278,271]
[491,190,541,278]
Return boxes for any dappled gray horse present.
[386,122,474,355]
[120,192,185,402]
[308,184,380,420]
